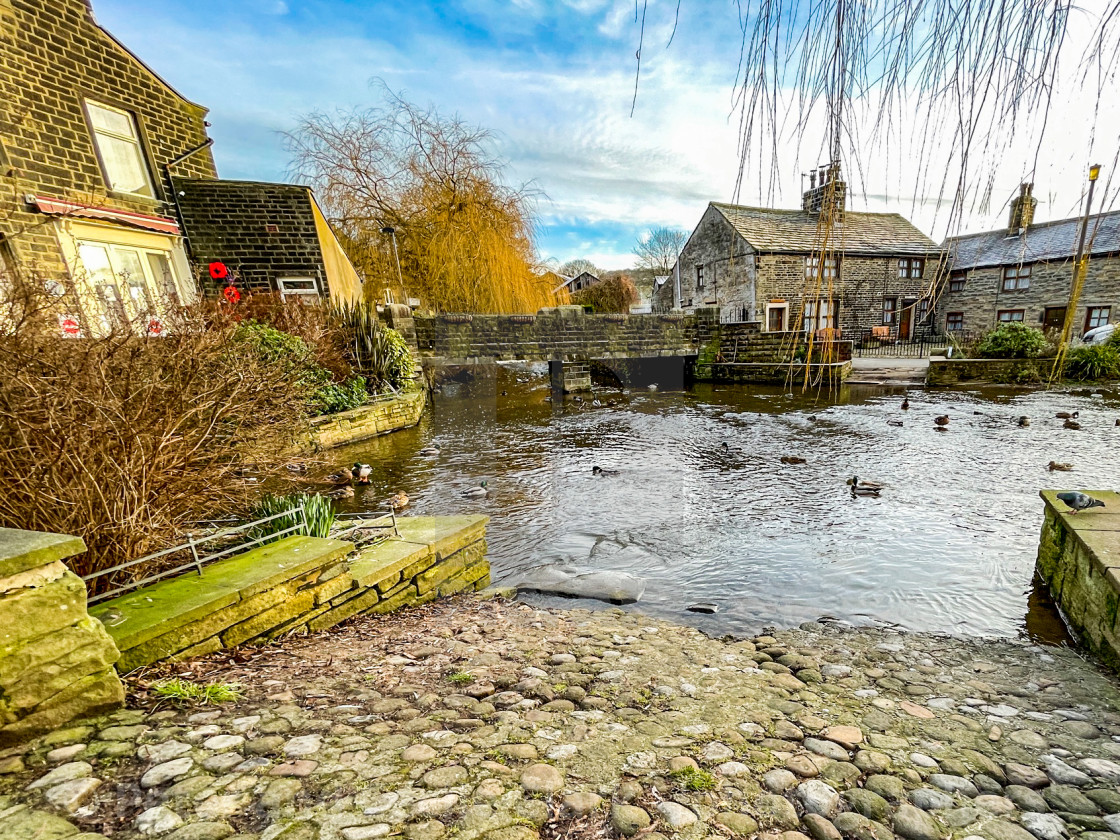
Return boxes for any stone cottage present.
[0,0,361,337]
[655,171,945,337]
[938,184,1120,336]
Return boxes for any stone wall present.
[0,529,124,746]
[1036,490,1120,670]
[926,357,1056,387]
[173,179,326,297]
[413,306,701,363]
[704,360,853,386]
[933,256,1120,336]
[309,388,427,450]
[89,516,489,673]
[0,0,216,278]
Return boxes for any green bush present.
[250,492,336,542]
[1066,344,1120,382]
[330,302,416,392]
[975,323,1048,359]
[234,320,368,415]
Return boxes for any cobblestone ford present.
[3,596,1120,840]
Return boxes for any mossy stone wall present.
[927,357,1056,386]
[0,529,124,747]
[309,388,427,450]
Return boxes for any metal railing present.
[83,504,403,605]
[851,327,975,358]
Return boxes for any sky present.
[94,0,1119,270]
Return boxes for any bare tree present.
[633,227,687,273]
[287,85,558,314]
[558,258,600,278]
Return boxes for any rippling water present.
[329,368,1120,642]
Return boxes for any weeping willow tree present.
[287,86,565,313]
[632,0,1120,387]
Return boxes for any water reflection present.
[331,368,1118,644]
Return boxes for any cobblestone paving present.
[4,596,1120,840]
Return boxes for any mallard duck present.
[1064,419,1082,430]
[934,415,950,427]
[1056,411,1079,420]
[461,481,489,499]
[887,419,904,427]
[851,482,881,497]
[323,485,354,500]
[389,492,410,511]
[847,476,884,491]
[418,443,442,457]
[326,467,353,485]
[353,462,372,484]
[592,465,619,476]
[1057,491,1105,514]
[1048,461,1073,472]
[901,398,910,410]
[780,456,807,465]
[1018,416,1031,427]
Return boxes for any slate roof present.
[711,202,940,256]
[945,210,1120,270]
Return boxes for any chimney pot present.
[1008,182,1037,234]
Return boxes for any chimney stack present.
[1008,183,1036,234]
[803,161,846,216]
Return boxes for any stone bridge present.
[382,305,851,392]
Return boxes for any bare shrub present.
[0,269,313,584]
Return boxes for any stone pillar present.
[381,303,424,383]
[0,529,124,746]
[549,360,591,394]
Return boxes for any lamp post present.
[1050,163,1102,384]
[380,226,404,297]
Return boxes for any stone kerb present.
[927,357,1056,386]
[1036,490,1120,670]
[308,388,427,450]
[0,528,124,747]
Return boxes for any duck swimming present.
[353,462,372,484]
[780,456,807,465]
[461,481,489,499]
[850,481,881,498]
[326,467,353,485]
[323,485,354,500]
[1056,411,1079,419]
[934,415,950,427]
[389,492,410,511]
[1048,461,1073,472]
[847,476,884,491]
[901,398,910,410]
[1018,416,1031,427]
[1064,419,1082,430]
[418,443,442,457]
[592,466,620,476]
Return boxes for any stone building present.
[0,0,360,337]
[937,184,1120,336]
[654,172,944,337]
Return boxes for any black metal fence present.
[850,328,982,358]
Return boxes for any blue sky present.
[95,0,1117,268]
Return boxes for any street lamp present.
[380,226,404,293]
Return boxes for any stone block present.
[0,571,89,650]
[0,625,119,715]
[415,541,487,595]
[350,539,431,589]
[221,589,317,648]
[437,558,491,597]
[0,528,87,578]
[313,572,356,605]
[0,669,123,748]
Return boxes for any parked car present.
[1081,323,1116,345]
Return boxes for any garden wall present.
[927,357,1056,386]
[309,388,427,449]
[0,529,124,746]
[1036,490,1120,671]
[89,516,489,673]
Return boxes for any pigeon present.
[1057,492,1105,515]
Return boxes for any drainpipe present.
[673,254,682,310]
[163,138,215,264]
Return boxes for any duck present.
[1018,416,1031,427]
[592,465,620,476]
[850,482,882,498]
[285,463,308,474]
[418,443,442,457]
[1056,411,1080,420]
[934,415,950,427]
[323,485,354,500]
[1048,461,1074,472]
[887,419,904,427]
[326,467,354,485]
[780,456,807,465]
[461,481,489,499]
[1057,491,1105,515]
[1064,419,1082,430]
[901,398,910,410]
[389,492,410,511]
[353,462,372,484]
[847,476,885,491]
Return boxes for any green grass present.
[151,678,243,704]
[447,671,475,685]
[669,766,718,791]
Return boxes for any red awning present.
[30,195,181,236]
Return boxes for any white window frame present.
[806,255,838,280]
[85,100,155,198]
[277,276,321,304]
[765,302,788,332]
[803,298,837,332]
